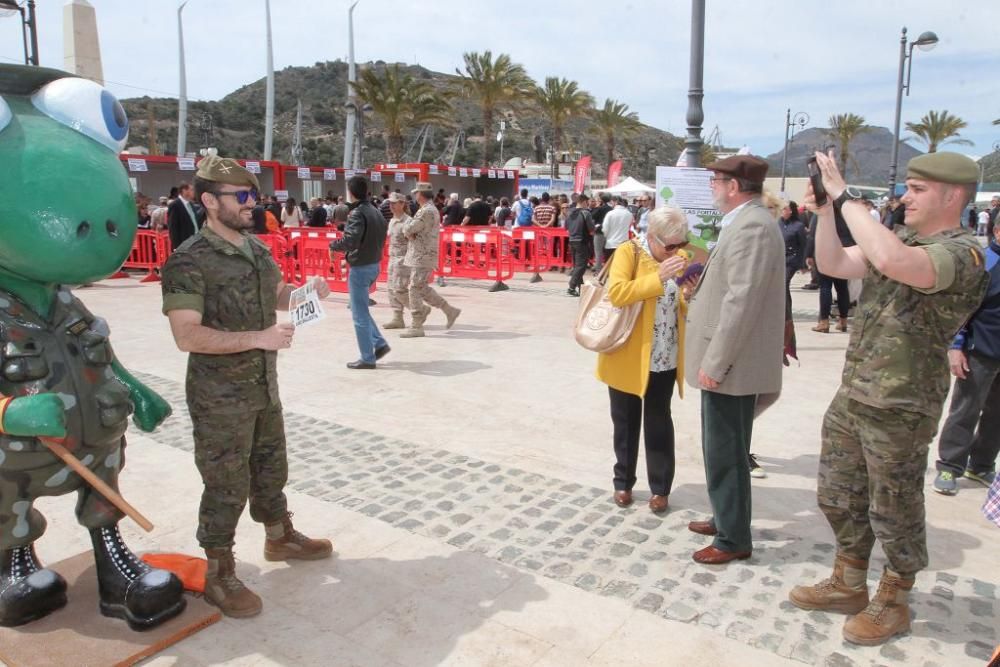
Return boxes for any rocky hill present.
[121,60,684,181]
[763,126,926,188]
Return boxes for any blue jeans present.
[347,262,386,364]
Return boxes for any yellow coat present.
[595,241,686,398]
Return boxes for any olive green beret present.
[195,154,260,189]
[906,152,979,185]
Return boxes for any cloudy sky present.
[2,0,998,158]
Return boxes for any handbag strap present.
[597,239,641,286]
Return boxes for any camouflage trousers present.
[387,262,411,314]
[192,403,288,549]
[818,389,938,577]
[408,267,447,314]
[0,438,126,549]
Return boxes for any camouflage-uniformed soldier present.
[161,155,333,619]
[401,182,460,338]
[789,151,988,646]
[383,192,412,330]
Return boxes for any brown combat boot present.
[838,317,848,332]
[204,548,262,618]
[812,319,830,333]
[383,311,406,329]
[443,304,462,329]
[400,305,430,338]
[263,513,333,561]
[842,569,913,646]
[788,553,869,614]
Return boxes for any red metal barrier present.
[437,227,513,286]
[284,229,378,294]
[121,230,172,282]
[506,227,570,274]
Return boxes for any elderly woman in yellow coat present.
[596,206,691,513]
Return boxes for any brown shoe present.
[613,490,633,507]
[687,520,718,536]
[443,305,462,329]
[789,553,869,614]
[264,513,333,562]
[812,319,830,333]
[842,569,913,646]
[837,317,848,332]
[204,548,262,618]
[692,545,751,564]
[648,495,669,514]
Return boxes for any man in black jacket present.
[329,176,389,369]
[566,204,595,296]
[167,181,201,249]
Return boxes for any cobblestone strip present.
[136,372,994,666]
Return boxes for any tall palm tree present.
[453,51,536,166]
[351,64,452,163]
[535,77,594,177]
[592,99,642,171]
[905,110,973,153]
[828,113,869,177]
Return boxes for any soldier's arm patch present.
[970,247,983,268]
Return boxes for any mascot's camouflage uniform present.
[0,64,184,630]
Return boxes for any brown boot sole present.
[788,591,869,615]
[264,547,333,562]
[204,596,262,618]
[842,620,910,646]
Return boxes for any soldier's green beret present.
[906,152,979,185]
[195,154,260,189]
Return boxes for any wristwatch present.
[833,186,864,210]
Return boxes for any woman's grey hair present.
[646,206,688,243]
[450,192,459,201]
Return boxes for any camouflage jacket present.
[388,213,411,263]
[161,226,281,414]
[403,202,440,269]
[842,226,988,416]
[0,288,132,454]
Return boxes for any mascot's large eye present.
[0,97,10,133]
[31,77,128,152]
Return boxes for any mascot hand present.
[131,386,172,433]
[2,394,67,438]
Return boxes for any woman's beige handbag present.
[574,241,642,353]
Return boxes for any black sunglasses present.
[214,188,259,205]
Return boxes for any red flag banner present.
[574,156,592,193]
[606,160,623,187]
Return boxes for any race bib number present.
[289,281,326,328]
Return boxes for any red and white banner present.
[606,160,622,187]
[573,156,592,194]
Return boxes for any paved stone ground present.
[136,371,997,667]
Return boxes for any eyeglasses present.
[709,176,732,184]
[214,188,259,205]
[649,236,689,252]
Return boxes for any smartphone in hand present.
[807,157,828,207]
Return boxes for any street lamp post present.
[779,109,809,196]
[684,0,706,168]
[0,0,39,65]
[887,26,939,196]
[343,101,372,169]
[343,0,360,169]
[176,1,191,157]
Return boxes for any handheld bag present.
[574,242,642,353]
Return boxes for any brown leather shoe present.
[648,495,669,514]
[687,520,718,536]
[692,545,752,564]
[613,490,633,507]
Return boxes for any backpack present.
[516,199,533,225]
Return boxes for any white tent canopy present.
[597,176,655,194]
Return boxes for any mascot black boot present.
[0,544,68,627]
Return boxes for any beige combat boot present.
[812,319,830,333]
[842,569,914,646]
[400,305,430,338]
[263,513,333,561]
[443,304,462,329]
[788,553,869,614]
[204,548,262,618]
[383,311,406,329]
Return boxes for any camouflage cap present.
[387,192,406,203]
[906,152,979,185]
[195,154,260,189]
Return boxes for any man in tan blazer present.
[684,155,786,564]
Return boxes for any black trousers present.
[818,272,850,320]
[609,370,677,495]
[569,241,589,289]
[784,263,797,321]
[936,351,1000,476]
